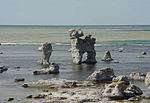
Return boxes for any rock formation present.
[69,29,97,64]
[33,63,59,75]
[112,75,130,85]
[129,72,146,81]
[38,42,52,67]
[145,72,150,89]
[87,67,115,81]
[101,50,113,62]
[0,65,8,73]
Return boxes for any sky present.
[0,0,150,25]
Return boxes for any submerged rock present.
[145,72,150,89]
[136,56,144,58]
[87,67,115,81]
[38,42,52,67]
[0,65,8,73]
[69,29,97,64]
[101,51,113,62]
[14,78,25,82]
[33,63,59,75]
[129,72,146,81]
[118,48,124,52]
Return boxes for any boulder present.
[145,72,150,89]
[87,67,115,81]
[112,75,130,85]
[101,51,113,62]
[103,81,128,100]
[0,65,8,73]
[33,63,59,75]
[129,72,146,81]
[142,51,147,55]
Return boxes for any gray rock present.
[142,94,150,99]
[33,63,59,75]
[87,67,115,81]
[142,51,147,55]
[112,75,130,85]
[69,29,97,64]
[38,42,52,67]
[128,97,139,101]
[102,81,128,100]
[101,51,113,62]
[5,98,14,101]
[22,78,93,89]
[38,46,43,51]
[0,65,8,73]
[125,84,143,96]
[118,48,124,52]
[145,72,150,89]
[129,72,146,81]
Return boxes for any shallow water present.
[0,44,150,102]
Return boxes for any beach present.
[0,25,150,102]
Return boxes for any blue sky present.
[0,0,150,25]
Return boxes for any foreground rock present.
[69,29,97,64]
[112,75,130,85]
[87,67,115,81]
[33,63,59,75]
[101,51,113,62]
[103,82,143,100]
[22,78,93,88]
[145,72,150,89]
[38,42,52,67]
[0,65,8,73]
[129,72,146,81]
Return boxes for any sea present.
[0,25,150,103]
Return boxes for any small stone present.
[22,84,28,88]
[129,72,146,81]
[5,98,14,101]
[101,51,113,62]
[14,78,25,82]
[33,94,46,99]
[26,95,33,99]
[142,94,150,99]
[128,97,139,101]
[112,60,119,63]
[15,66,20,69]
[0,52,3,54]
[118,48,124,52]
[142,51,147,55]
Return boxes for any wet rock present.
[14,66,20,69]
[33,94,46,99]
[129,72,146,81]
[112,75,130,85]
[87,67,115,81]
[0,65,8,73]
[118,48,124,52]
[102,81,128,100]
[26,95,33,99]
[145,72,150,89]
[33,63,59,75]
[38,42,52,67]
[38,46,43,51]
[112,60,119,63]
[124,84,143,96]
[0,52,3,54]
[136,56,144,58]
[69,29,97,64]
[142,94,150,99]
[101,51,113,62]
[5,98,14,101]
[14,78,25,82]
[128,97,139,101]
[22,78,93,89]
[142,51,147,55]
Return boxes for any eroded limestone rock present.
[129,72,146,81]
[112,75,130,85]
[69,29,97,64]
[101,51,113,62]
[87,67,115,81]
[33,63,59,75]
[145,72,150,89]
[38,42,52,67]
[22,78,93,88]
